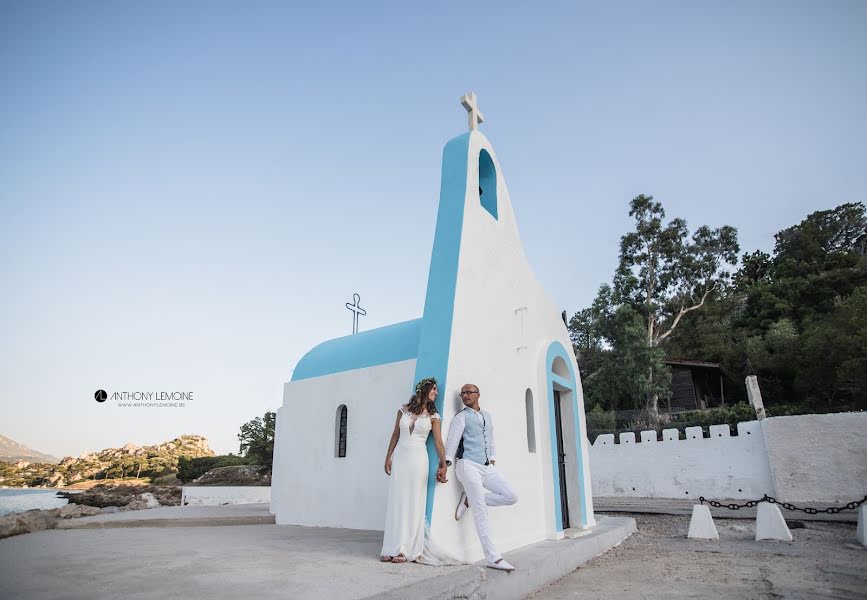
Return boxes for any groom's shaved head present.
[460,384,481,409]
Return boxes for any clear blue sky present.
[1,1,865,459]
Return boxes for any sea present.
[0,488,71,516]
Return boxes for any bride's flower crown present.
[414,377,438,396]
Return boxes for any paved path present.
[0,505,635,600]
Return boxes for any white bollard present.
[858,504,866,547]
[756,502,793,541]
[688,504,719,540]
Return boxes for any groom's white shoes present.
[454,492,469,520]
[486,558,515,572]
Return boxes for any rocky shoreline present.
[0,465,270,540]
[0,484,181,540]
[57,483,181,508]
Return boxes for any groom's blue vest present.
[457,408,492,465]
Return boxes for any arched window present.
[478,149,498,220]
[552,356,570,380]
[335,405,348,458]
[525,389,536,453]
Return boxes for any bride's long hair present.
[406,377,437,415]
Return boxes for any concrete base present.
[563,526,593,538]
[0,505,635,600]
[372,516,636,600]
[687,504,719,540]
[858,504,866,547]
[756,502,793,541]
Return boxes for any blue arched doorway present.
[545,341,591,530]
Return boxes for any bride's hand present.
[384,456,392,476]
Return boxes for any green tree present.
[177,455,253,483]
[581,302,672,415]
[763,202,866,324]
[795,288,867,408]
[670,202,867,412]
[611,194,739,421]
[568,286,609,378]
[238,411,276,468]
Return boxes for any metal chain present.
[699,494,866,514]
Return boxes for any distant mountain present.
[0,434,60,464]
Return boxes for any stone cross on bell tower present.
[460,92,484,131]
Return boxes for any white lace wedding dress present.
[381,406,437,560]
[381,406,461,565]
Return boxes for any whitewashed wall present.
[181,486,271,506]
[591,421,772,499]
[271,359,417,530]
[762,412,867,503]
[590,413,867,503]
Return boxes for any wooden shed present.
[664,360,726,413]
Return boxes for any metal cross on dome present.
[345,293,367,334]
[461,92,484,131]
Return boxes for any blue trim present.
[546,341,590,530]
[291,319,422,381]
[478,149,498,220]
[550,373,571,389]
[414,132,471,525]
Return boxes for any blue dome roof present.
[291,319,422,381]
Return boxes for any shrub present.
[585,404,616,434]
[670,402,757,435]
[177,455,253,483]
[151,473,182,486]
[765,402,814,417]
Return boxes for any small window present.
[479,149,498,219]
[552,356,570,380]
[525,389,536,453]
[335,405,348,458]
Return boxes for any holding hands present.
[386,455,448,483]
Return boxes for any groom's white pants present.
[455,459,519,563]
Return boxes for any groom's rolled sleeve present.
[444,411,465,464]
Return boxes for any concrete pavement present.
[0,504,635,600]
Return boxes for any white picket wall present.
[590,412,867,503]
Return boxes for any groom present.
[444,383,519,571]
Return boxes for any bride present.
[380,377,448,563]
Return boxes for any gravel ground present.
[528,513,867,600]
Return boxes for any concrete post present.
[857,504,866,548]
[687,505,719,540]
[745,376,766,420]
[756,502,793,541]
